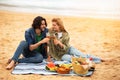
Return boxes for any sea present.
[0,0,120,19]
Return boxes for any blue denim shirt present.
[24,27,48,59]
[25,27,48,46]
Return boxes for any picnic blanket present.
[12,61,94,77]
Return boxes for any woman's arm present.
[54,38,64,48]
[53,33,70,51]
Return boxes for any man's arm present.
[29,38,50,51]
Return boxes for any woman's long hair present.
[52,18,67,32]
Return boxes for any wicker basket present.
[72,57,89,75]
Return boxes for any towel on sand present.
[12,61,94,77]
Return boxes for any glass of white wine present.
[46,32,55,39]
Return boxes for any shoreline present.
[0,9,120,20]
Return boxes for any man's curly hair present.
[32,16,47,29]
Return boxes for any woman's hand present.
[53,38,59,45]
[46,55,52,62]
[53,38,64,48]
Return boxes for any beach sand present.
[0,10,120,80]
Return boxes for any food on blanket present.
[55,64,60,67]
[47,62,55,67]
[56,66,70,74]
[60,64,72,69]
[55,64,71,74]
[89,62,95,71]
[89,57,93,61]
[77,57,88,65]
[86,58,95,70]
[72,57,90,75]
[45,62,72,72]
[72,62,89,75]
[46,62,57,71]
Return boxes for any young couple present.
[6,16,109,70]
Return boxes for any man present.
[6,16,48,70]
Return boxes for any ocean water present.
[0,0,120,19]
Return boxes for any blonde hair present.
[52,18,67,32]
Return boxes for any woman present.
[6,16,48,70]
[47,18,110,63]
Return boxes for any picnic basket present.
[72,57,89,75]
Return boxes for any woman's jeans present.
[11,41,43,63]
[61,46,101,63]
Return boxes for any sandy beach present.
[0,10,120,80]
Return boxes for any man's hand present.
[29,38,50,51]
[29,41,42,51]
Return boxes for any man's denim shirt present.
[25,27,48,46]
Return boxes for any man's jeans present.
[11,41,43,63]
[61,46,101,63]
